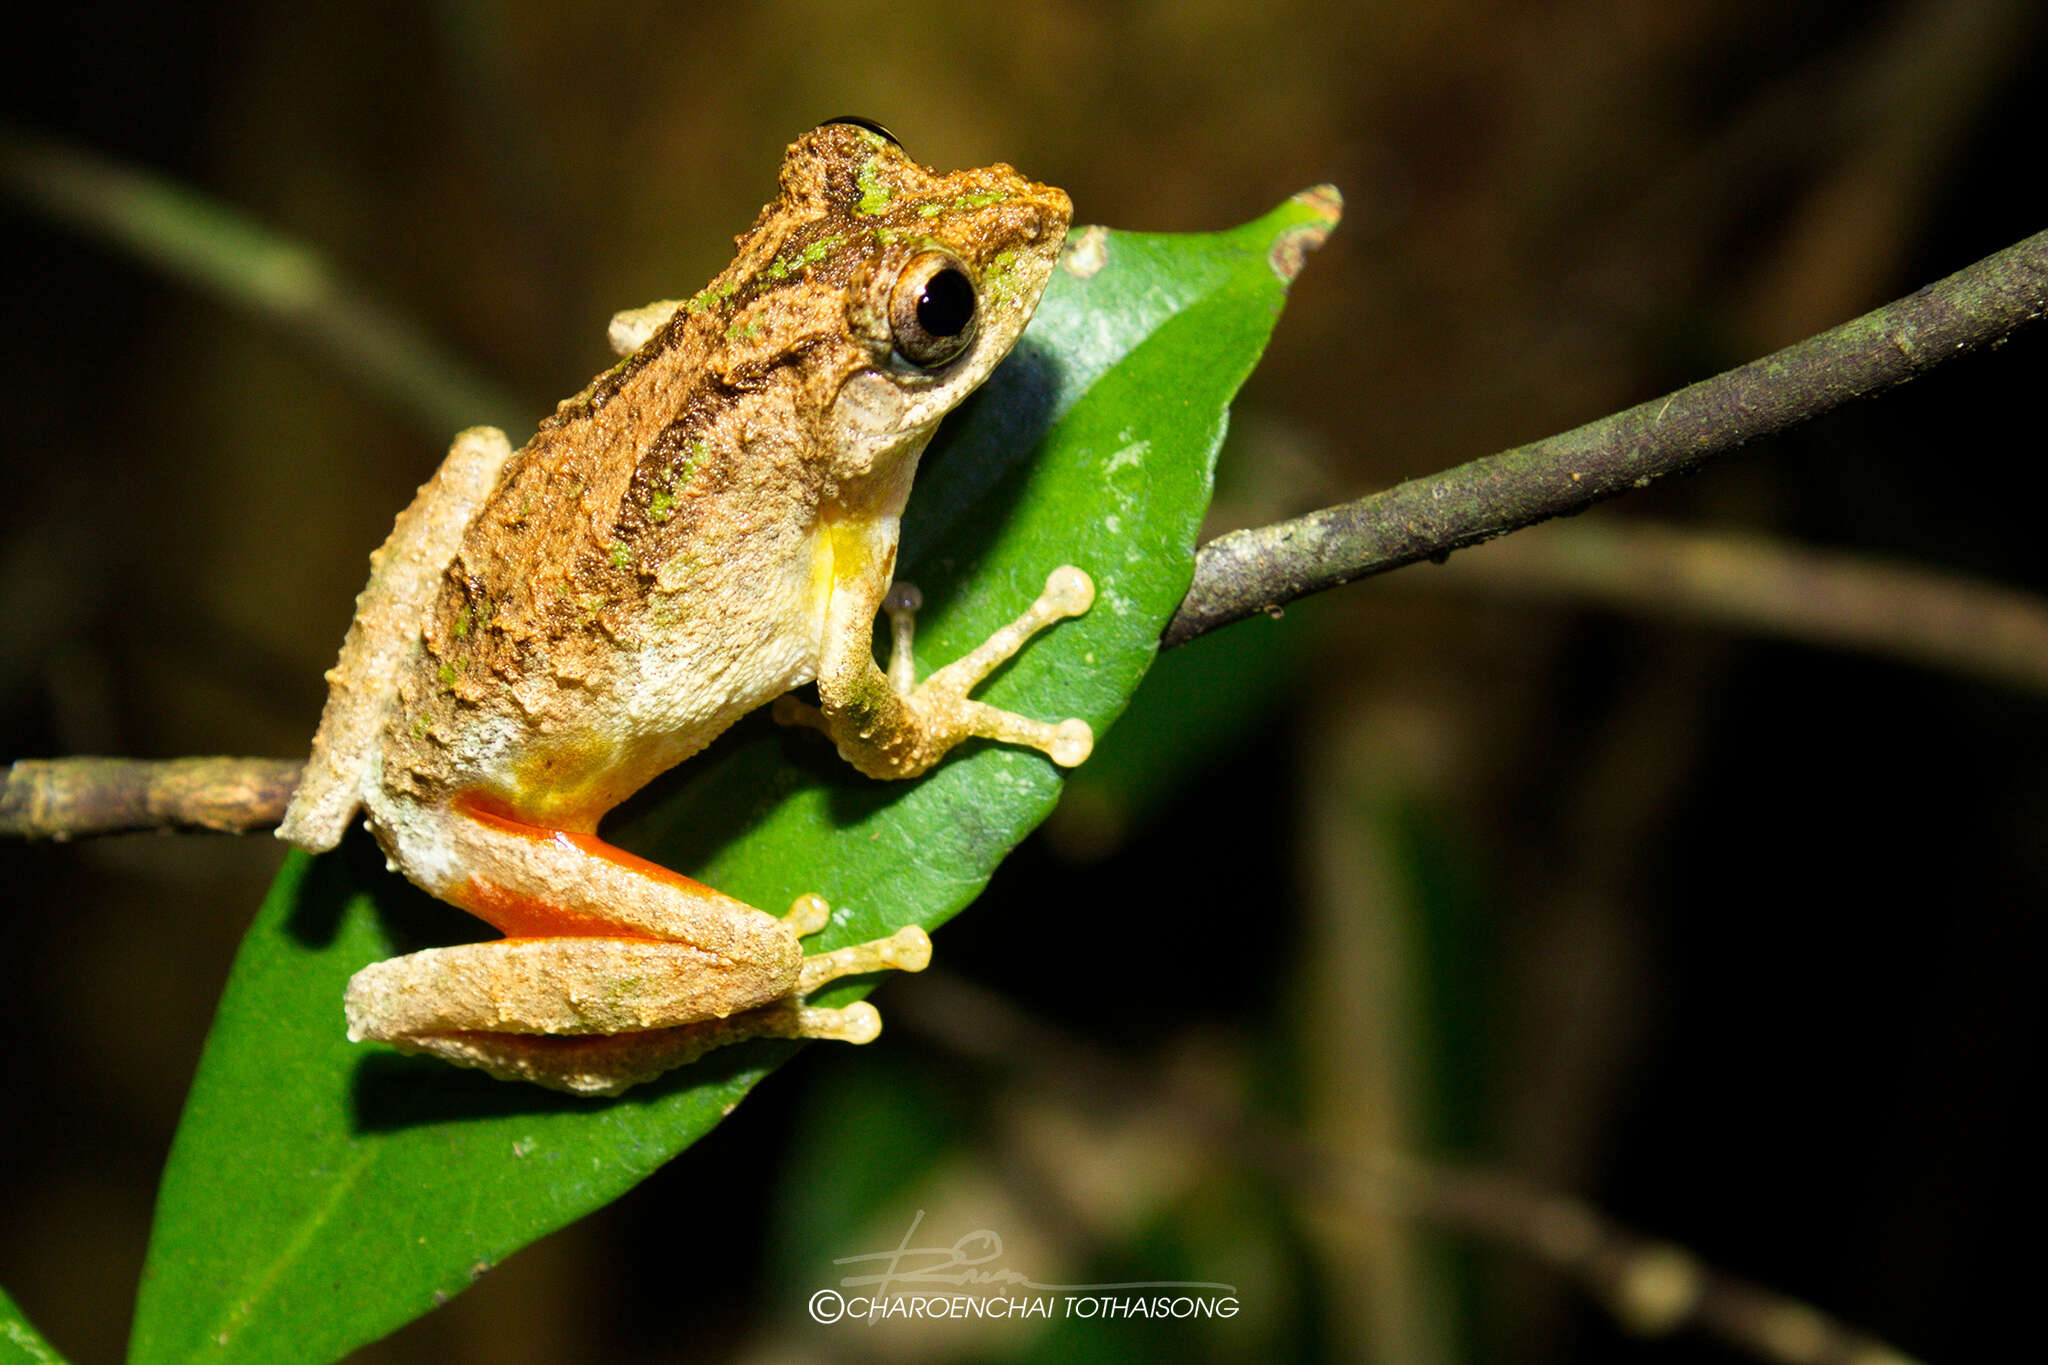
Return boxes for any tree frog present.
[277,121,1088,1097]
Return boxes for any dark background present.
[3,2,2043,1361]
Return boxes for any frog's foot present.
[776,566,1095,778]
[782,892,934,993]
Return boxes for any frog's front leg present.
[606,299,688,356]
[349,800,929,1096]
[777,560,1095,779]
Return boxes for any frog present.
[276,120,1088,1097]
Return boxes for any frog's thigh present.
[418,798,782,947]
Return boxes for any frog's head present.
[711,121,1072,502]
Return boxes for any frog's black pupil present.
[916,268,975,338]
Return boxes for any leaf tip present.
[1270,184,1343,284]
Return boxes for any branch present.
[1164,227,2048,648]
[0,757,300,838]
[892,970,1924,1365]
[1416,519,2048,694]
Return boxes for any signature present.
[834,1210,1236,1298]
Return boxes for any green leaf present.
[129,188,1340,1365]
[1,1286,69,1365]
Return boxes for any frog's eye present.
[889,251,979,370]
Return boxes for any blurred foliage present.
[1,1284,66,1365]
[4,2,2046,1363]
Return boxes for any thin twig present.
[1164,226,2048,648]
[891,970,1922,1365]
[0,126,523,437]
[1414,519,2048,694]
[0,757,300,839]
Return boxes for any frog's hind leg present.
[352,799,932,1094]
[375,901,930,1098]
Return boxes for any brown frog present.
[277,121,1087,1096]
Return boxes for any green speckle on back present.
[856,155,895,215]
[983,248,1021,304]
[764,233,844,284]
[645,440,707,525]
[674,439,708,488]
[684,279,738,314]
[918,191,1008,218]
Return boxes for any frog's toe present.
[1044,564,1094,616]
[1050,717,1093,767]
[797,925,932,993]
[783,892,832,937]
[795,1001,882,1045]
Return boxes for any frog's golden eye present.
[889,251,979,370]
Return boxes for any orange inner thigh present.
[450,793,721,940]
